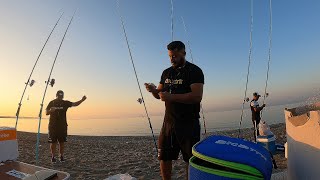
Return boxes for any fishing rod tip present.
[58,9,64,14]
[73,8,78,16]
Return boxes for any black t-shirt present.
[160,61,204,124]
[46,99,72,127]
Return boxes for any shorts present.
[158,119,200,162]
[48,125,68,143]
[48,135,67,143]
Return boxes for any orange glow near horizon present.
[0,83,165,119]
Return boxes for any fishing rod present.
[200,104,207,135]
[15,13,64,129]
[181,16,207,135]
[238,0,254,138]
[35,11,76,164]
[181,16,194,64]
[261,0,273,118]
[116,0,158,156]
[170,0,174,41]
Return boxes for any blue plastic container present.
[256,135,276,154]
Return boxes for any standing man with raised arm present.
[145,41,204,180]
[46,90,87,163]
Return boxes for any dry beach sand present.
[16,123,287,179]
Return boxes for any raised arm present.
[72,96,87,107]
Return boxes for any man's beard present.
[171,58,185,69]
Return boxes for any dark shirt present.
[160,61,204,125]
[250,100,261,121]
[46,99,72,128]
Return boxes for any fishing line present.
[238,0,254,138]
[181,16,207,135]
[261,0,273,118]
[116,0,158,156]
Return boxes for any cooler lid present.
[192,135,273,179]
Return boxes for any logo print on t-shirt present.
[165,79,183,85]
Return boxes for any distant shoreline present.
[0,116,38,119]
[0,101,304,121]
[15,123,286,138]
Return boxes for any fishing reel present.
[26,79,36,87]
[137,98,143,104]
[45,79,55,87]
[261,93,270,99]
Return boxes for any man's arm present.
[148,69,166,100]
[253,104,265,112]
[46,108,55,115]
[160,83,203,104]
[46,102,54,115]
[72,96,87,107]
[152,84,164,99]
[145,83,163,100]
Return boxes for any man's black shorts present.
[48,125,67,143]
[158,119,200,162]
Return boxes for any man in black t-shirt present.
[145,41,204,179]
[46,90,87,163]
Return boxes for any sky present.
[1,0,320,120]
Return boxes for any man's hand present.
[144,83,157,93]
[159,92,172,102]
[50,107,56,113]
[46,107,56,115]
[145,83,163,100]
[72,96,87,107]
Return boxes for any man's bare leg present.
[160,160,172,180]
[59,142,64,157]
[50,143,57,158]
[185,163,189,180]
